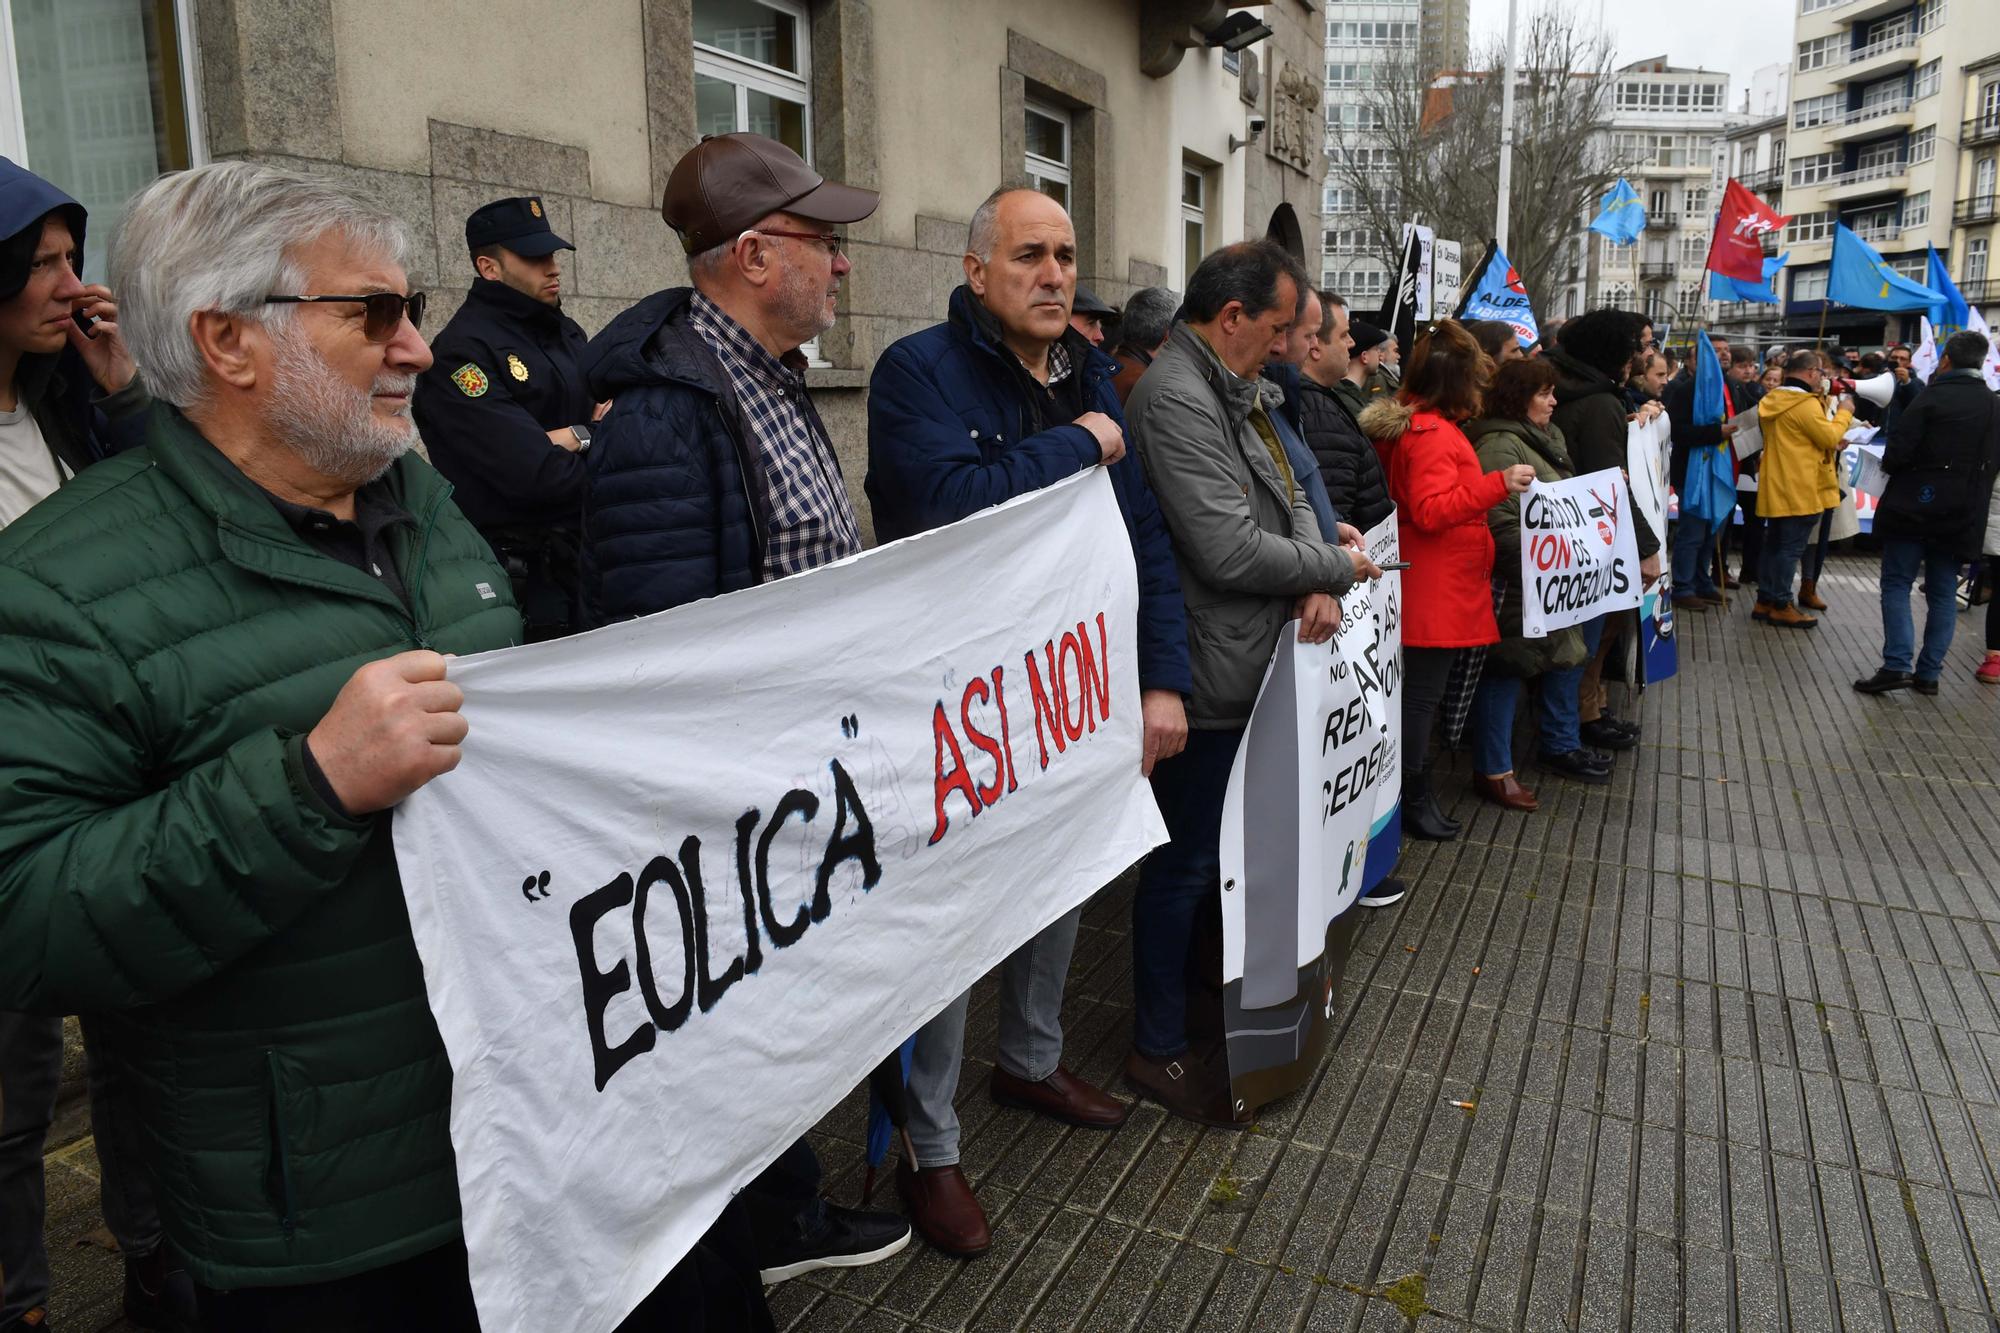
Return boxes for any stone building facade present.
[0,0,1326,539]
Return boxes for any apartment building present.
[1776,0,1999,344]
[1570,59,1739,335]
[1714,111,1790,343]
[1945,53,2000,315]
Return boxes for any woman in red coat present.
[1359,321,1534,845]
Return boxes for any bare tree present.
[1324,6,1627,321]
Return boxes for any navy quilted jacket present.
[865,286,1192,696]
[580,288,768,622]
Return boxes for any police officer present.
[414,196,601,639]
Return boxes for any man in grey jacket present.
[1123,239,1378,1127]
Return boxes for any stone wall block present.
[428,121,591,198]
[566,199,681,300]
[198,0,342,161]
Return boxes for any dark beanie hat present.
[1349,318,1391,352]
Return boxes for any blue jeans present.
[1534,613,1605,756]
[1469,673,1522,777]
[1671,511,1720,597]
[1879,539,1961,680]
[1134,727,1244,1059]
[1760,514,1819,608]
[1803,508,1834,583]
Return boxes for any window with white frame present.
[1793,267,1829,301]
[1788,152,1838,187]
[0,0,202,283]
[1901,192,1929,228]
[1908,126,1935,164]
[693,0,811,159]
[1796,35,1841,72]
[1325,64,1372,89]
[1327,21,1418,47]
[1024,101,1071,209]
[1792,94,1840,130]
[1336,145,1397,172]
[1855,138,1903,171]
[1888,254,1926,279]
[1800,0,1839,12]
[1334,268,1389,301]
[1787,210,1834,242]
[1847,205,1898,239]
[1679,235,1707,266]
[1915,0,1946,34]
[1614,79,1724,112]
[1181,161,1208,282]
[1912,59,1941,102]
[1322,228,1372,256]
[1967,238,1988,285]
[1612,132,1696,168]
[1683,186,1709,220]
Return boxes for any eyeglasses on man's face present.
[264,291,427,341]
[749,228,845,260]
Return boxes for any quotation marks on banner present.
[521,869,553,903]
[840,713,860,738]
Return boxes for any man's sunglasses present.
[264,291,427,341]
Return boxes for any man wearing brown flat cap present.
[577,132,911,1284]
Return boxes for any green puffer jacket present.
[0,407,521,1289]
[1464,416,1588,679]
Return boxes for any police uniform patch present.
[507,353,529,382]
[529,198,543,218]
[451,363,490,397]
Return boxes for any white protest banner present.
[1413,224,1436,321]
[1355,518,1403,885]
[393,470,1166,1332]
[1432,240,1462,321]
[1626,413,1672,546]
[1216,515,1399,1109]
[1518,467,1642,638]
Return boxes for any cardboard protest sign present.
[393,471,1166,1333]
[1217,515,1401,1112]
[1518,468,1642,638]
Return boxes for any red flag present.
[1705,179,1789,283]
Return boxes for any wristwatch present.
[571,423,593,452]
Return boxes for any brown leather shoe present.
[1473,772,1539,811]
[1670,595,1711,613]
[991,1065,1131,1129]
[1765,603,1818,630]
[896,1161,991,1257]
[1123,1050,1252,1130]
[1798,579,1828,610]
[1751,598,1774,622]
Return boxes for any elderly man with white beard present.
[0,161,779,1331]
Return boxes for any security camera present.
[1248,112,1267,137]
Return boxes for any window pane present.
[1183,169,1203,207]
[1028,173,1067,210]
[1026,108,1067,165]
[695,74,739,138]
[10,0,189,283]
[745,88,806,157]
[692,0,799,74]
[1184,219,1203,282]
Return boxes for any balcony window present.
[1909,126,1935,164]
[1902,192,1929,229]
[1968,239,1988,287]
[1793,268,1828,301]
[1912,60,1941,103]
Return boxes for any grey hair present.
[965,185,1051,263]
[112,160,412,410]
[1114,286,1179,355]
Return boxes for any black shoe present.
[1421,791,1462,836]
[1913,678,1940,696]
[1357,876,1407,908]
[1852,669,1913,695]
[1541,748,1612,784]
[758,1202,912,1284]
[124,1247,196,1333]
[1579,718,1639,751]
[1403,794,1459,840]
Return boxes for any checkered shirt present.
[688,293,862,579]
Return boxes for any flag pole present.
[1496,0,1519,256]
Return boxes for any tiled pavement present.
[45,552,2000,1331]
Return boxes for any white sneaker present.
[1357,878,1406,908]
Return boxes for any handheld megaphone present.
[1853,372,1895,407]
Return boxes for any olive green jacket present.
[1464,416,1588,678]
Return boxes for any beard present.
[267,328,416,487]
[774,261,838,342]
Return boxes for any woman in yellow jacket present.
[1753,350,1854,629]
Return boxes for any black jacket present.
[1877,369,2000,555]
[414,278,594,532]
[1659,371,1741,492]
[580,287,770,625]
[15,346,147,482]
[1547,348,1659,557]
[1299,377,1392,530]
[414,279,594,637]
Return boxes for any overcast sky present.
[1465,0,1796,111]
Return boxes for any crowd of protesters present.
[1,128,1998,1333]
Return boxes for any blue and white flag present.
[1589,178,1646,245]
[1456,240,1538,347]
[1681,332,1736,529]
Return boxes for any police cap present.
[465,196,573,259]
